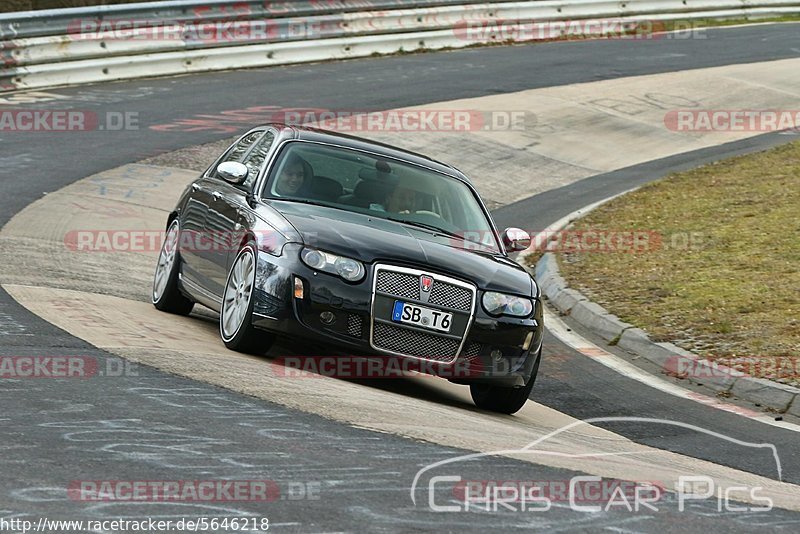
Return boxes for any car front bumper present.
[251,244,543,387]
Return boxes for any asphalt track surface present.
[2,23,800,531]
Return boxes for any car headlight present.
[300,247,365,282]
[482,291,533,317]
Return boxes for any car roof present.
[259,123,472,184]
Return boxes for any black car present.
[152,124,543,414]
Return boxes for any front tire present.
[220,241,275,354]
[470,349,541,414]
[152,219,194,315]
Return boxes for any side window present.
[220,131,263,167]
[241,131,275,189]
[211,130,275,189]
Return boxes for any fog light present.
[491,349,503,362]
[320,311,336,325]
[294,277,304,299]
[522,331,534,351]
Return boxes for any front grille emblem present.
[420,275,434,293]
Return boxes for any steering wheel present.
[414,210,442,219]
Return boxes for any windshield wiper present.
[270,198,324,207]
[269,198,352,214]
[385,218,502,255]
[384,217,462,239]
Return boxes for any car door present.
[177,178,213,288]
[179,130,261,299]
[202,129,277,297]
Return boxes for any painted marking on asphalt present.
[0,153,36,173]
[545,308,800,433]
[130,387,288,416]
[0,87,171,107]
[0,311,33,336]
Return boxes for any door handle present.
[212,192,223,201]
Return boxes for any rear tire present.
[470,350,541,414]
[152,219,194,315]
[220,241,275,355]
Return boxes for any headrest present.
[353,179,391,202]
[358,167,396,182]
[301,160,314,180]
[310,175,343,199]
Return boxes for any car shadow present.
[188,308,484,413]
[272,342,478,411]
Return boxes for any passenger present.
[276,154,312,196]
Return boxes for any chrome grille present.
[373,323,459,362]
[346,314,363,338]
[428,281,472,311]
[375,271,419,300]
[371,264,476,363]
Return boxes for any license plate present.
[391,301,452,332]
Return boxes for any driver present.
[275,154,313,196]
[386,185,417,214]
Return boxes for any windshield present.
[262,141,500,252]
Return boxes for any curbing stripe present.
[568,300,633,343]
[541,304,800,432]
[789,397,800,418]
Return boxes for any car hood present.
[268,201,534,295]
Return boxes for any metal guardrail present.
[0,0,527,39]
[1,0,799,92]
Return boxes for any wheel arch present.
[166,210,180,229]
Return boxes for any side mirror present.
[217,161,249,185]
[502,227,531,252]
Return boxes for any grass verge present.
[547,141,800,387]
